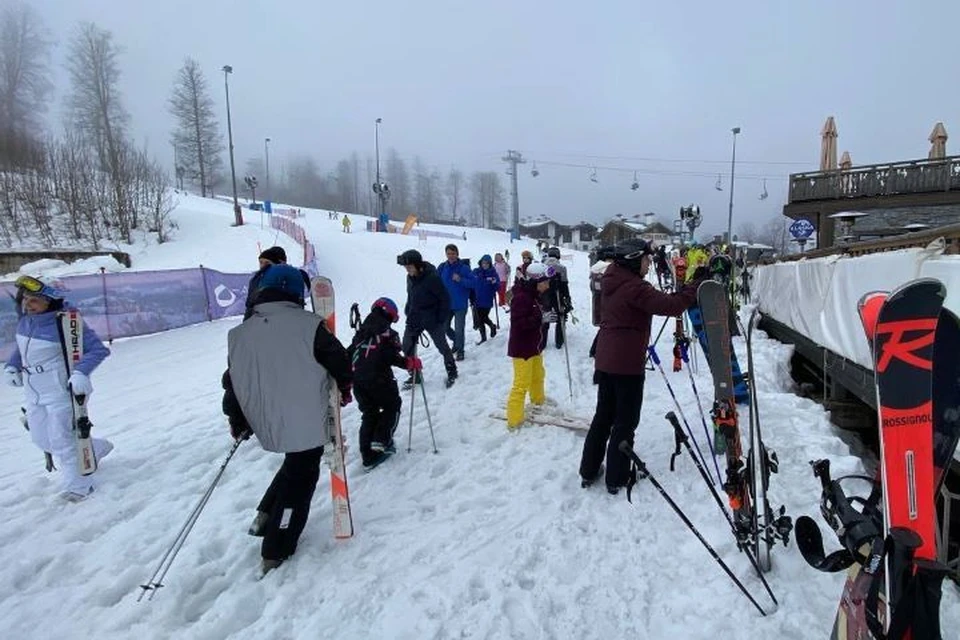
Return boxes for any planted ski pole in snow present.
[560,318,573,402]
[665,412,778,606]
[619,441,769,617]
[406,375,438,454]
[138,439,243,601]
[679,340,723,484]
[647,345,714,482]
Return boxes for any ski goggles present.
[15,275,61,299]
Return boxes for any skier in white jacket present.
[4,276,112,502]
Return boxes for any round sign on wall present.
[789,218,815,239]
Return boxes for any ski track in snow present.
[0,199,956,640]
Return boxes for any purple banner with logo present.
[0,267,253,362]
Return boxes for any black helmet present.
[595,238,653,263]
[397,249,423,267]
[547,246,561,259]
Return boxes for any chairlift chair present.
[714,174,723,191]
[531,162,540,177]
[590,167,599,184]
[758,179,768,200]
[631,170,639,191]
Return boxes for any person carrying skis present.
[437,244,475,361]
[221,264,353,575]
[347,297,419,469]
[541,247,571,350]
[493,252,510,307]
[472,255,500,344]
[397,249,458,388]
[4,276,112,502]
[578,239,706,494]
[505,262,554,430]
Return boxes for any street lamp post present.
[264,137,271,206]
[372,118,390,231]
[725,127,740,246]
[223,65,242,226]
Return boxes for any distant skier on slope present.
[504,261,553,430]
[222,264,353,575]
[346,297,416,469]
[397,249,458,388]
[4,276,112,502]
[579,239,707,494]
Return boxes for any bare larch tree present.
[169,57,222,197]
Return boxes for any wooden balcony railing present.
[788,156,960,203]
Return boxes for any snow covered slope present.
[0,197,955,639]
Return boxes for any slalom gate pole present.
[618,441,768,617]
[665,412,778,606]
[138,439,243,601]
[679,341,723,484]
[647,345,713,482]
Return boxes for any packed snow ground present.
[0,198,956,640]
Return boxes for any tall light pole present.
[264,137,271,205]
[372,118,390,228]
[725,127,741,246]
[222,65,242,226]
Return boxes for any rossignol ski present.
[56,309,97,476]
[310,276,354,539]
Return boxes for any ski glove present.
[406,356,423,371]
[67,371,93,396]
[542,310,558,324]
[4,366,22,387]
[339,385,353,407]
[229,418,252,441]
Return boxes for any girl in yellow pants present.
[505,262,554,429]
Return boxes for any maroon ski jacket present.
[594,263,700,375]
[507,281,544,360]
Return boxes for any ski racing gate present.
[752,224,960,578]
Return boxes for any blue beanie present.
[259,264,305,301]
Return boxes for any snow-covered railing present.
[269,214,319,277]
[0,267,253,361]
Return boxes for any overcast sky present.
[30,0,960,236]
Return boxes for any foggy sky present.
[30,0,960,237]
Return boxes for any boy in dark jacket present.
[472,254,500,343]
[397,249,458,388]
[347,298,420,469]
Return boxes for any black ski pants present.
[257,446,324,561]
[579,371,646,489]
[475,307,497,341]
[541,317,564,350]
[402,324,457,375]
[355,381,402,464]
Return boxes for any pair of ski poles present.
[406,370,438,454]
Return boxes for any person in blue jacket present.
[472,254,500,344]
[4,276,112,502]
[437,244,474,361]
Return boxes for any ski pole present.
[406,371,418,453]
[418,376,439,454]
[665,412,778,605]
[560,317,573,402]
[618,441,769,617]
[679,341,723,484]
[138,438,243,601]
[494,299,500,330]
[647,345,713,482]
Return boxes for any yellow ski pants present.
[506,354,545,428]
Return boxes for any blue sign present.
[789,218,815,240]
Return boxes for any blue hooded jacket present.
[472,255,500,309]
[437,258,475,312]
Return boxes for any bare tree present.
[169,57,222,197]
[412,156,443,222]
[384,148,410,216]
[334,158,355,213]
[736,221,758,244]
[65,22,129,173]
[469,171,506,228]
[446,168,463,221]
[146,163,175,243]
[758,214,791,255]
[0,2,53,162]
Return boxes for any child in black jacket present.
[347,297,419,468]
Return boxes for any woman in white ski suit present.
[4,281,111,500]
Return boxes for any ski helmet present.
[547,246,561,259]
[371,297,399,323]
[524,262,554,282]
[397,249,423,267]
[15,275,65,300]
[258,264,305,301]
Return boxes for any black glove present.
[339,385,353,407]
[230,418,252,441]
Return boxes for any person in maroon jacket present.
[504,261,554,430]
[579,238,706,493]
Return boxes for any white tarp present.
[754,245,960,370]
